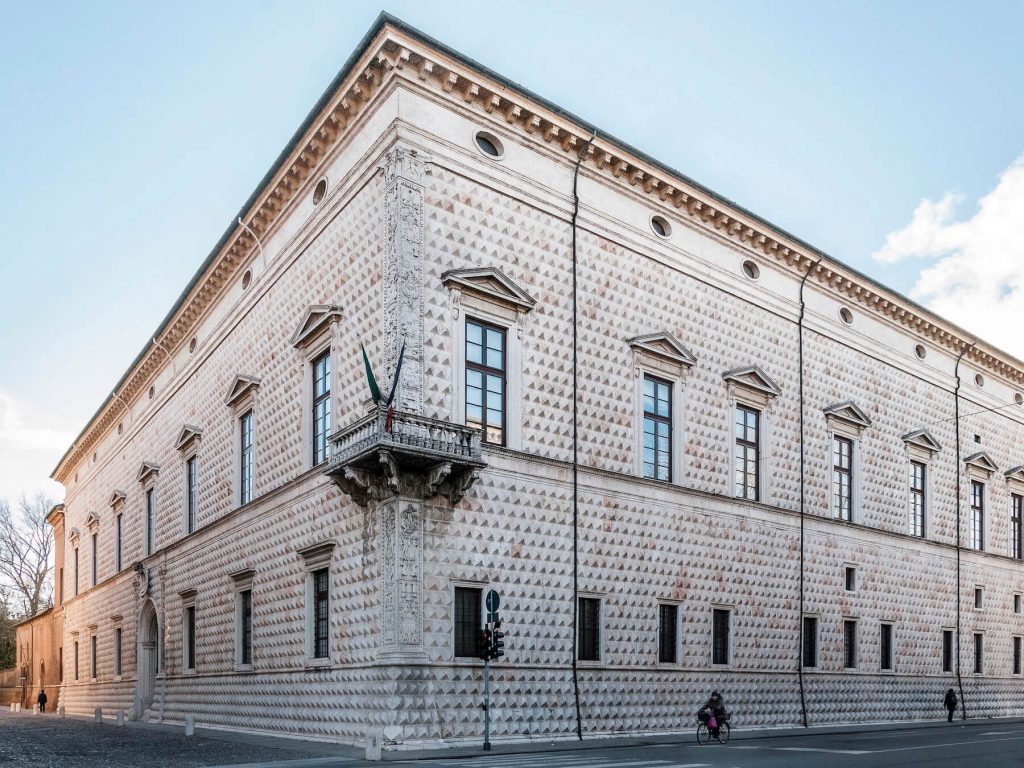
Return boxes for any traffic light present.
[491,628,505,660]
[479,629,492,661]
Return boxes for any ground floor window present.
[658,604,678,664]
[974,632,984,674]
[942,629,953,673]
[880,623,893,671]
[454,586,482,658]
[802,616,818,668]
[843,620,857,669]
[1014,636,1022,676]
[578,597,601,662]
[712,608,731,665]
[114,628,122,676]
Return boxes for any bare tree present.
[0,494,55,618]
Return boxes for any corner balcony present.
[325,407,485,505]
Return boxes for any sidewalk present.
[380,715,1024,761]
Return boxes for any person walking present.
[944,687,957,722]
[36,689,47,713]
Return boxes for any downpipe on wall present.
[954,340,975,720]
[570,130,596,742]
[796,253,821,728]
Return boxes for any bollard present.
[365,727,383,762]
[57,706,65,719]
[184,715,195,737]
[33,706,39,716]
[8,703,13,712]
[94,707,103,723]
[14,703,21,713]
[116,710,125,726]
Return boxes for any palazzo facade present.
[50,14,1024,748]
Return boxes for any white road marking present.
[773,747,870,755]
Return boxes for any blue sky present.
[1,0,1022,501]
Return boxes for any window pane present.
[712,609,730,665]
[578,598,600,661]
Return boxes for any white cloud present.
[872,155,1024,360]
[0,390,71,502]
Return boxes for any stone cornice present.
[51,15,1024,485]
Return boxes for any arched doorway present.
[136,600,159,717]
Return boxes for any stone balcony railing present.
[325,407,485,505]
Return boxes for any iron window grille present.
[974,632,983,674]
[658,604,678,664]
[454,587,482,658]
[880,624,893,671]
[91,533,98,587]
[942,630,953,673]
[313,568,330,659]
[802,616,818,668]
[578,598,601,662]
[712,609,731,665]
[240,590,252,665]
[115,515,122,572]
[114,628,121,677]
[185,606,196,670]
[843,620,857,669]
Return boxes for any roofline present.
[51,11,1024,481]
[14,606,54,628]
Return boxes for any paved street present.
[5,709,1024,767]
[393,723,1024,768]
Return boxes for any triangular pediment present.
[68,527,81,545]
[175,424,204,453]
[627,333,697,368]
[290,304,343,348]
[722,366,782,398]
[136,461,161,485]
[823,401,873,429]
[108,490,127,508]
[964,452,999,475]
[224,374,262,408]
[902,429,943,454]
[1004,465,1024,483]
[86,512,101,532]
[441,267,536,312]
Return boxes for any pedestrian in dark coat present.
[944,688,957,722]
[36,689,47,713]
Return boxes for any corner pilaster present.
[381,145,428,414]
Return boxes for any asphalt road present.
[390,722,1024,768]
[5,708,1024,768]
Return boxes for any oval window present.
[312,178,327,205]
[975,373,985,388]
[742,260,760,280]
[474,131,503,158]
[242,270,252,290]
[650,215,671,238]
[915,344,927,360]
[839,307,854,325]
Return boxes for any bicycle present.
[696,714,731,745]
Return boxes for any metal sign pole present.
[483,653,491,751]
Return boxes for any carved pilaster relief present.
[381,145,427,414]
[379,496,424,656]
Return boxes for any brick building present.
[50,14,1024,748]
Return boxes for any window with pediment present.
[722,366,781,502]
[444,267,534,450]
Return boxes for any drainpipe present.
[954,340,975,720]
[796,253,821,728]
[570,130,596,742]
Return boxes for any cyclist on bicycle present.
[696,691,729,738]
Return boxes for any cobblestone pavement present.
[0,710,356,768]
